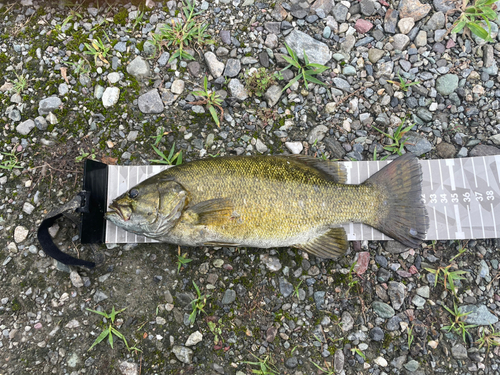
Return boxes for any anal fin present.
[295,228,348,259]
[188,198,234,226]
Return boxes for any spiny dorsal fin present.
[188,198,234,226]
[282,155,347,183]
[295,228,348,259]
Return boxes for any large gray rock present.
[436,74,459,95]
[16,119,35,135]
[126,56,150,80]
[138,89,164,114]
[460,305,499,325]
[102,87,120,108]
[227,79,248,101]
[38,96,62,115]
[284,29,332,65]
[204,52,225,78]
[264,85,282,107]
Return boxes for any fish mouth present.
[106,202,129,221]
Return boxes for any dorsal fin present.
[295,228,348,259]
[281,155,347,183]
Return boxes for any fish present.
[105,153,429,259]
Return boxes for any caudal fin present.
[365,153,429,248]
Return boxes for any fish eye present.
[129,189,139,199]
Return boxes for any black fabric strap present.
[37,194,96,269]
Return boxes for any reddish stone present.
[446,39,456,49]
[355,19,374,34]
[409,265,418,274]
[354,251,370,276]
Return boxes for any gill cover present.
[106,179,188,238]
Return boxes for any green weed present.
[188,281,210,325]
[311,360,336,374]
[149,142,183,165]
[451,0,498,42]
[372,117,414,158]
[425,263,466,296]
[86,307,141,352]
[0,150,22,171]
[442,302,476,343]
[387,73,420,92]
[151,0,213,62]
[245,67,280,97]
[191,76,224,127]
[177,253,192,273]
[11,72,28,93]
[84,36,110,65]
[281,43,329,91]
[476,325,500,352]
[75,148,96,162]
[242,354,279,375]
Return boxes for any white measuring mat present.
[105,156,500,244]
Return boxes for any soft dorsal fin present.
[282,155,347,183]
[295,228,348,259]
[188,198,234,226]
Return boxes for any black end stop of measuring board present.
[81,159,108,244]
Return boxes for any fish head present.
[105,178,188,238]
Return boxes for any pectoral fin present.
[188,198,234,226]
[295,228,348,259]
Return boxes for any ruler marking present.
[345,162,352,184]
[433,206,438,239]
[482,157,490,186]
[427,160,433,187]
[479,204,485,238]
[453,205,465,239]
[496,156,500,185]
[444,206,450,239]
[445,159,456,191]
[438,159,444,190]
[492,203,498,238]
[467,205,473,238]
[471,157,478,188]
[459,157,466,188]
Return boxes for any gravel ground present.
[2,0,500,374]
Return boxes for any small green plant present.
[442,302,476,343]
[242,354,278,375]
[188,281,210,324]
[177,253,192,273]
[152,0,213,62]
[86,307,141,352]
[191,76,224,127]
[281,43,329,91]
[425,263,467,296]
[450,0,498,42]
[387,73,420,92]
[0,150,22,171]
[407,324,415,349]
[293,280,303,299]
[150,142,183,165]
[207,318,223,344]
[311,360,336,374]
[372,117,414,158]
[351,347,367,360]
[476,325,500,352]
[150,126,169,146]
[11,72,27,93]
[449,241,468,263]
[66,58,91,76]
[245,68,279,97]
[132,10,145,31]
[84,36,110,65]
[75,148,96,162]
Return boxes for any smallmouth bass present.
[105,154,429,258]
